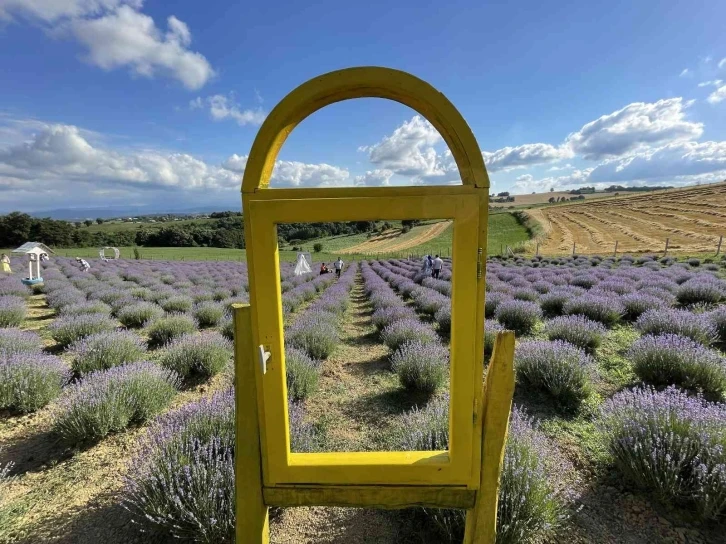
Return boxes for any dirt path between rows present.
[271,273,436,544]
[340,221,451,255]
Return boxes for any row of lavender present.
[372,254,726,526]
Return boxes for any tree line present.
[0,211,378,250]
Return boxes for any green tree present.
[313,243,323,253]
[84,220,93,227]
[0,212,33,247]
[96,218,104,224]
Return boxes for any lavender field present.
[1,252,725,543]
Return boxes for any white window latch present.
[258,345,271,374]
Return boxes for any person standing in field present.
[422,254,432,275]
[432,254,443,279]
[76,257,91,272]
[334,257,344,278]
[1,253,11,274]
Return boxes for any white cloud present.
[719,58,726,69]
[1,2,214,90]
[512,169,593,193]
[587,140,726,183]
[201,94,266,126]
[354,169,393,186]
[515,174,533,182]
[66,6,214,90]
[482,143,573,172]
[707,85,726,105]
[270,161,350,188]
[548,163,574,172]
[221,154,247,173]
[0,0,139,23]
[359,116,461,184]
[564,98,702,160]
[698,80,723,87]
[680,68,691,77]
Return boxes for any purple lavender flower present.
[53,361,180,444]
[381,318,438,352]
[160,332,232,378]
[285,346,320,400]
[0,328,41,357]
[544,314,606,353]
[562,294,624,327]
[0,353,70,412]
[709,306,726,345]
[68,330,146,375]
[494,300,542,336]
[145,314,198,349]
[628,334,726,400]
[636,308,717,346]
[0,295,26,328]
[391,340,448,394]
[515,340,594,410]
[49,314,117,348]
[117,302,164,328]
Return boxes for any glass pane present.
[277,219,454,454]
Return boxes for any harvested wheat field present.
[339,220,451,255]
[530,182,726,255]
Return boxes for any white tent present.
[293,252,312,276]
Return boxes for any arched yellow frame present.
[241,66,489,194]
[237,67,514,544]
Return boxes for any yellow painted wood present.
[263,485,476,509]
[463,331,516,544]
[234,66,514,544]
[233,304,269,543]
[247,194,479,486]
[241,67,489,194]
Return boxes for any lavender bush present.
[381,318,438,352]
[628,334,726,401]
[485,292,511,319]
[484,319,504,363]
[494,300,542,336]
[145,314,198,348]
[160,332,232,379]
[544,315,606,353]
[563,294,623,327]
[709,306,726,344]
[391,340,448,394]
[539,291,575,318]
[0,296,26,328]
[116,302,163,328]
[193,301,225,328]
[434,305,452,335]
[676,277,726,306]
[515,340,594,411]
[49,314,117,348]
[60,300,112,317]
[286,311,339,360]
[393,398,566,543]
[54,362,179,444]
[0,328,42,356]
[0,353,70,412]
[371,305,416,331]
[636,308,717,346]
[68,330,146,375]
[161,295,194,313]
[123,390,235,541]
[620,292,667,320]
[285,346,320,400]
[599,386,726,519]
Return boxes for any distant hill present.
[27,205,231,221]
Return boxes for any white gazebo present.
[12,242,53,285]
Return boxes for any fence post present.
[613,240,618,258]
[717,235,723,256]
[664,238,669,256]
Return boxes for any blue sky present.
[1,0,725,212]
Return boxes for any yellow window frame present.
[245,187,487,487]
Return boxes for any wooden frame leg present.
[463,331,515,544]
[234,305,270,543]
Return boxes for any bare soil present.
[530,182,726,254]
